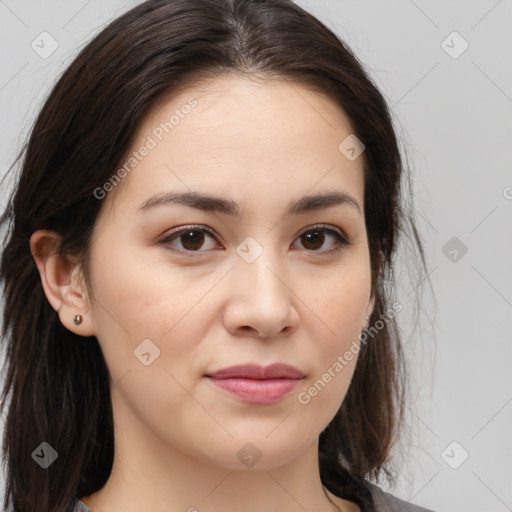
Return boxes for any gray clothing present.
[368,482,434,511]
[72,484,434,512]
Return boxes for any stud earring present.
[73,314,83,325]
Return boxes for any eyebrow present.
[136,190,361,216]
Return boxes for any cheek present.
[295,291,365,431]
[87,249,228,406]
[89,241,208,337]
[309,264,370,336]
[301,261,370,394]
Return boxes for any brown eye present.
[159,226,219,253]
[300,230,326,251]
[177,230,207,251]
[293,226,350,253]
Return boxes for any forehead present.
[101,74,365,219]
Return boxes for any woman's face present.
[84,74,373,469]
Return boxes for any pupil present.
[182,231,204,250]
[303,231,323,250]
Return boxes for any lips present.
[205,363,304,379]
[205,363,304,404]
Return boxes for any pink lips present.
[205,363,304,404]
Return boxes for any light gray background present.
[0,1,511,511]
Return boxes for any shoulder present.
[366,481,435,512]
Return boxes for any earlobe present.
[29,229,96,337]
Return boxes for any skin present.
[30,74,375,512]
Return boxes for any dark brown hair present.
[0,1,427,511]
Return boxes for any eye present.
[158,225,221,254]
[292,224,351,254]
[158,224,351,255]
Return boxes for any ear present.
[29,229,96,336]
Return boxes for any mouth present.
[204,363,304,404]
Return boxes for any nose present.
[222,246,300,339]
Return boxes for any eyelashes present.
[157,223,351,257]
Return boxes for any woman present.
[0,1,433,511]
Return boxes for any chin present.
[194,435,314,471]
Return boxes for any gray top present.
[72,502,91,512]
[72,484,434,512]
[368,483,434,511]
